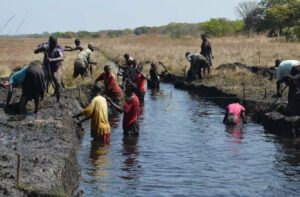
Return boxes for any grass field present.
[0,35,298,99]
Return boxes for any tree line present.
[24,0,300,40]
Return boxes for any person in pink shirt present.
[223,102,247,125]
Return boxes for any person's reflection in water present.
[121,136,141,189]
[226,125,243,144]
[89,140,110,181]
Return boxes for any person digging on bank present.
[275,59,300,97]
[107,83,140,137]
[73,44,97,79]
[73,94,111,144]
[6,60,46,113]
[64,38,83,52]
[223,102,247,125]
[34,36,64,102]
[280,74,300,114]
[94,65,123,103]
[185,52,208,81]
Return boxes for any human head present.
[125,83,136,96]
[151,63,157,69]
[132,59,137,66]
[201,34,207,40]
[275,59,282,67]
[29,60,42,67]
[124,53,130,60]
[49,36,57,49]
[137,64,143,71]
[88,44,94,51]
[104,65,111,74]
[74,39,80,46]
[185,52,191,58]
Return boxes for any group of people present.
[3,33,300,145]
[73,53,155,144]
[185,34,213,81]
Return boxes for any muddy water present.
[77,84,300,197]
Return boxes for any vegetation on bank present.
[9,0,298,41]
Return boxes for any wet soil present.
[0,87,88,197]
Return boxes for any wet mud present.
[0,87,87,197]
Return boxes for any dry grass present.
[0,35,297,99]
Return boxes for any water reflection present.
[88,140,110,180]
[225,125,243,144]
[121,137,140,180]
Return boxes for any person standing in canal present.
[94,65,123,104]
[200,34,213,74]
[72,94,111,144]
[107,83,140,137]
[34,36,64,102]
[148,63,160,89]
[223,102,247,125]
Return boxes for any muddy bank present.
[0,87,86,197]
[161,72,300,138]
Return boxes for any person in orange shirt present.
[94,65,123,103]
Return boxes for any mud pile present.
[0,87,86,197]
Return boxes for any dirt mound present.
[217,62,276,80]
[0,87,84,196]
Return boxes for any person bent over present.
[73,95,111,144]
[275,59,300,97]
[6,61,45,113]
[107,83,140,137]
[223,102,247,125]
[73,44,96,79]
[281,74,300,115]
[94,65,123,103]
[185,52,208,81]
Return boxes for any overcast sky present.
[0,0,244,35]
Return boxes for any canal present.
[77,83,300,196]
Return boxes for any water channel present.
[77,83,300,196]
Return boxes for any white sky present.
[0,0,244,35]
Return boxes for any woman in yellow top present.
[73,95,111,144]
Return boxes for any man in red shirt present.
[134,65,147,102]
[107,83,140,136]
[94,65,123,103]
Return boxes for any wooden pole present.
[242,83,246,101]
[16,153,21,188]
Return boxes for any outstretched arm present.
[106,97,123,113]
[276,80,282,97]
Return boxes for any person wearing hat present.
[73,44,97,79]
[34,35,64,102]
[94,65,123,103]
[64,38,83,52]
[200,34,213,74]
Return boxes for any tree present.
[235,0,259,33]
